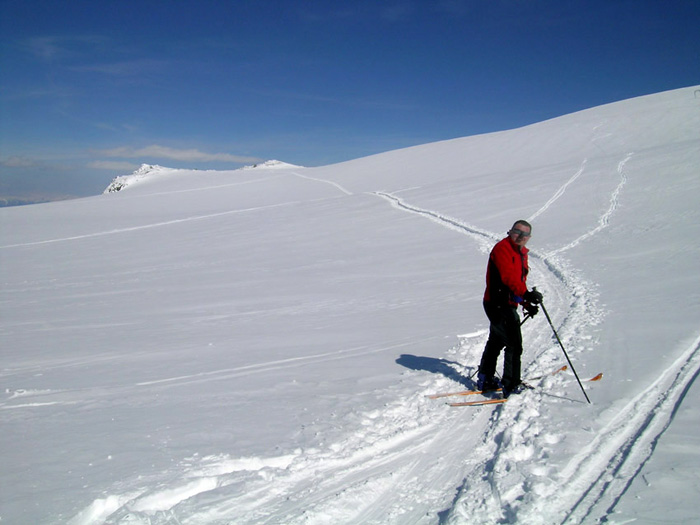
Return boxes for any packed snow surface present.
[1,86,700,524]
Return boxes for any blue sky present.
[1,0,699,200]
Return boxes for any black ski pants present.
[478,301,523,389]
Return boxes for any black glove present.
[524,302,539,318]
[523,289,543,305]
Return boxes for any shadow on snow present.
[396,354,475,389]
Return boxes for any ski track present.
[70,338,490,525]
[1,338,439,412]
[548,153,633,256]
[1,171,350,250]
[291,170,354,196]
[528,158,587,222]
[135,338,433,387]
[0,199,308,249]
[553,332,700,524]
[69,158,698,524]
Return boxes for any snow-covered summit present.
[103,164,176,193]
[240,159,303,170]
[103,160,302,194]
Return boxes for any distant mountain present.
[240,160,303,170]
[103,164,174,193]
[104,160,303,193]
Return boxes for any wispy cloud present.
[1,156,41,168]
[22,36,70,60]
[100,145,261,164]
[22,35,108,61]
[88,160,140,171]
[70,59,169,77]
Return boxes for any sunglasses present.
[510,228,531,238]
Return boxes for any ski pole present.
[538,298,591,404]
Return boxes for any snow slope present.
[1,86,699,524]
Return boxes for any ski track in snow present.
[554,332,700,524]
[1,170,351,250]
[68,155,700,524]
[135,337,437,388]
[548,153,633,257]
[69,339,490,525]
[0,199,306,249]
[291,170,354,196]
[0,338,438,412]
[528,158,588,222]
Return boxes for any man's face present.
[509,224,531,247]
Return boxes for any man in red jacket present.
[477,220,542,397]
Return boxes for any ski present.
[448,397,508,407]
[447,373,604,407]
[425,365,568,399]
[428,386,502,399]
[425,365,603,399]
[528,364,569,381]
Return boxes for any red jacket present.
[483,236,529,307]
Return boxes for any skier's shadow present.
[396,354,474,388]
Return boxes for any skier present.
[477,220,542,397]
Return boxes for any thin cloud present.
[70,59,169,77]
[22,35,108,61]
[100,145,261,164]
[23,36,68,60]
[88,160,140,171]
[1,87,75,101]
[1,156,40,168]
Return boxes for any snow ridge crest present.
[103,160,301,194]
[103,164,172,193]
[241,159,302,170]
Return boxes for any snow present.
[103,160,302,194]
[239,160,304,170]
[103,164,178,193]
[1,85,699,524]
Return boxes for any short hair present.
[511,220,532,232]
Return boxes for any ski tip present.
[589,372,603,381]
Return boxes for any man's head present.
[508,220,532,248]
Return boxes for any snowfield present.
[1,86,699,524]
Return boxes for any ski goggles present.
[510,228,531,238]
